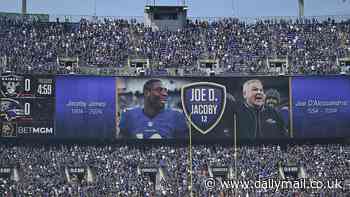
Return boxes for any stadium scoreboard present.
[0,75,55,138]
[1,74,350,141]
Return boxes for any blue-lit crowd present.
[1,15,350,196]
[0,16,349,75]
[0,144,349,196]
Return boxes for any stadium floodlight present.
[298,0,304,17]
[22,0,27,15]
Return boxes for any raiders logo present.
[1,75,23,97]
[181,82,226,135]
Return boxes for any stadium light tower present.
[298,0,304,17]
[22,0,27,15]
[94,0,96,16]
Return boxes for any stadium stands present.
[1,15,350,196]
[0,16,349,75]
[0,144,349,196]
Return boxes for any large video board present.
[1,75,349,141]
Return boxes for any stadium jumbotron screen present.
[2,74,350,141]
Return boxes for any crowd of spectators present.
[0,16,349,76]
[1,14,350,196]
[0,144,349,196]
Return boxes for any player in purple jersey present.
[119,79,188,139]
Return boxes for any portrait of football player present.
[119,79,188,139]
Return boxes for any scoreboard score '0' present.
[0,98,55,122]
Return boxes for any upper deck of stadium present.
[0,13,349,76]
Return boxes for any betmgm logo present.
[17,126,54,135]
[1,122,54,137]
[1,122,17,138]
[181,82,226,135]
